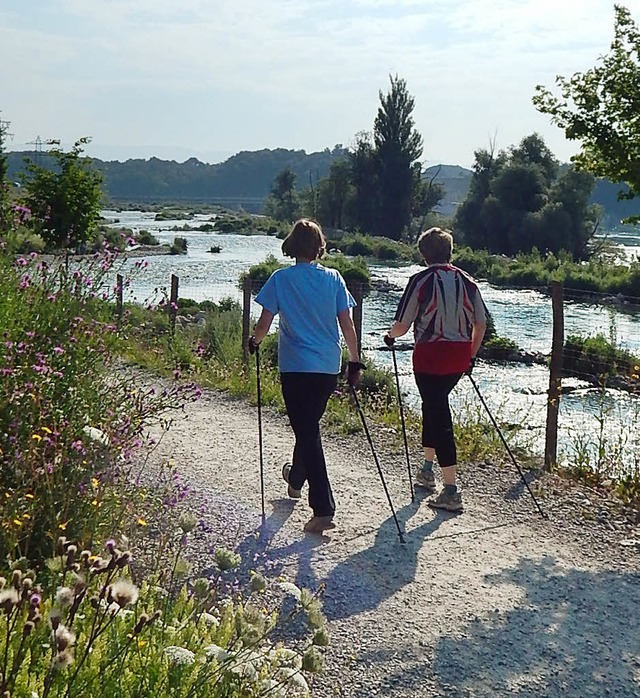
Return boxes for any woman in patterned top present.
[384,227,486,512]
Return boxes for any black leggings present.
[280,372,338,518]
[414,372,462,467]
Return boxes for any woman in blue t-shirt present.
[249,219,363,534]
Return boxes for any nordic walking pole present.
[390,343,415,502]
[349,385,405,543]
[255,344,266,525]
[467,373,547,519]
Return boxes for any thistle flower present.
[108,579,139,607]
[191,577,210,600]
[52,649,74,670]
[0,588,20,612]
[54,625,76,651]
[163,646,195,665]
[250,572,267,593]
[55,587,74,608]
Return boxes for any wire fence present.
[116,274,640,474]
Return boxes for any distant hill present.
[6,147,348,212]
[6,148,640,225]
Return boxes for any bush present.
[170,237,188,255]
[0,252,199,561]
[136,229,160,246]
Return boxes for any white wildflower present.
[200,612,219,627]
[164,645,196,665]
[204,644,230,662]
[82,425,110,447]
[278,667,310,692]
[278,582,302,600]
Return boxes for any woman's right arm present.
[338,309,360,362]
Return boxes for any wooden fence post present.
[349,282,364,354]
[115,273,123,326]
[242,277,252,371]
[169,274,179,336]
[545,281,564,470]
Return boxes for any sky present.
[1,0,639,167]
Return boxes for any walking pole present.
[390,344,415,502]
[255,344,266,525]
[467,373,547,519]
[349,385,405,543]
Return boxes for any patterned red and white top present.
[394,264,486,375]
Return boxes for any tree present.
[533,5,640,218]
[263,167,299,222]
[22,138,104,250]
[347,132,379,234]
[373,75,423,240]
[455,134,598,258]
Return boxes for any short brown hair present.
[281,219,326,260]
[417,227,454,264]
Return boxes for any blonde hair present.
[417,227,454,264]
[281,219,326,260]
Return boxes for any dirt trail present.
[147,388,640,698]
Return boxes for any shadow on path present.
[282,497,451,621]
[429,556,640,697]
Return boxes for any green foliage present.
[215,213,286,236]
[563,333,639,380]
[453,245,640,298]
[373,74,424,241]
[534,5,640,216]
[21,138,104,251]
[0,250,204,562]
[136,229,160,246]
[326,232,418,262]
[170,237,188,254]
[0,113,12,235]
[263,167,300,222]
[0,539,325,697]
[455,134,599,259]
[483,336,520,360]
[239,254,287,286]
[321,253,371,289]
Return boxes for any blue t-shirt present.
[255,262,356,374]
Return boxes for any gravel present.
[144,386,640,698]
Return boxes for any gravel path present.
[146,387,640,698]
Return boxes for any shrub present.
[136,229,160,246]
[170,237,188,255]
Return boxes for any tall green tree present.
[373,75,424,240]
[22,138,104,250]
[533,5,640,218]
[264,167,299,222]
[455,134,599,258]
[348,132,379,234]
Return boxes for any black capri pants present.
[414,372,462,468]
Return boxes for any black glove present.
[383,334,395,348]
[248,336,259,355]
[465,356,475,376]
[346,361,366,388]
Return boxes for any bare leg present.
[441,464,457,487]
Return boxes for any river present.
[105,210,640,473]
